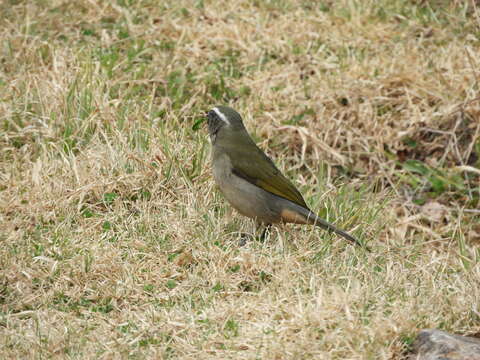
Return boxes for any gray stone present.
[410,329,480,360]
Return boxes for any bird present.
[206,105,364,247]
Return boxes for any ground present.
[1,1,479,359]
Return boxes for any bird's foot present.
[258,224,272,242]
[238,232,254,247]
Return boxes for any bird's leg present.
[238,234,250,247]
[258,223,272,242]
[238,223,272,246]
[237,222,258,246]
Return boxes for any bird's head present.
[206,106,245,143]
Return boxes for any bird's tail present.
[289,203,365,248]
[308,212,362,246]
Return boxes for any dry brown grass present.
[1,0,480,358]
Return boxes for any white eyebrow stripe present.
[212,107,230,125]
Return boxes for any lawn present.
[1,0,479,358]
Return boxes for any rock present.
[410,329,480,360]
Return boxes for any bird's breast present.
[211,153,281,223]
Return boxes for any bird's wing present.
[229,145,309,209]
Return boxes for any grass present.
[1,0,479,358]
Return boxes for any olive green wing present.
[230,146,309,209]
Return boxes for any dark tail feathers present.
[297,206,368,249]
